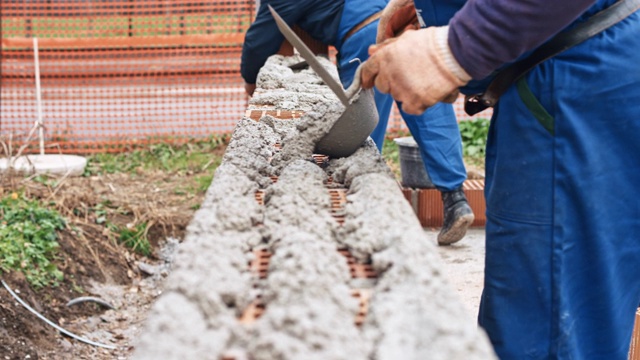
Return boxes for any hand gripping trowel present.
[269,5,379,158]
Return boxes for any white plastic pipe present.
[33,37,44,155]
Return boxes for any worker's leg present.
[339,20,473,244]
[399,101,472,244]
[479,89,557,358]
[398,102,466,191]
[480,13,640,358]
[337,21,391,151]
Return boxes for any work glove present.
[362,26,471,115]
[376,0,420,44]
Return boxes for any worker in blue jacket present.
[242,0,475,245]
[370,0,640,358]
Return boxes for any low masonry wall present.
[132,54,496,360]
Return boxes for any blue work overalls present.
[336,0,467,191]
[415,0,640,358]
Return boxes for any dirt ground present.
[0,160,219,359]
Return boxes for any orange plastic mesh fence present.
[1,0,253,154]
[1,0,491,154]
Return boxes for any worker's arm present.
[240,1,299,88]
[362,0,598,114]
[448,0,598,79]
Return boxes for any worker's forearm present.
[241,2,289,84]
[448,0,597,79]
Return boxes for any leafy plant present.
[0,193,65,288]
[85,202,151,256]
[459,118,490,160]
[381,121,490,179]
[113,222,152,257]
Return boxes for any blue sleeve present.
[241,1,297,84]
[448,0,598,79]
[414,0,466,27]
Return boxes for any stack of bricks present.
[402,180,486,228]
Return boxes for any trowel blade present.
[269,5,350,107]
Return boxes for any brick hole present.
[250,249,272,279]
[241,249,373,327]
[351,263,377,279]
[312,154,329,167]
[338,249,377,280]
[245,109,305,121]
[254,190,265,205]
[255,188,345,224]
[239,300,265,324]
[351,289,370,327]
[328,189,347,225]
[241,291,369,326]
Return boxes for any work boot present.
[438,188,474,245]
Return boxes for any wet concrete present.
[249,55,339,111]
[133,54,496,360]
[132,123,268,359]
[270,100,345,175]
[248,160,365,360]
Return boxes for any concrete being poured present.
[132,54,496,360]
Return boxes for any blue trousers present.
[479,11,640,359]
[336,21,467,191]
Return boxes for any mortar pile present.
[249,55,340,111]
[132,54,496,360]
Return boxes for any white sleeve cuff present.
[435,26,472,82]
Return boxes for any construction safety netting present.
[1,0,491,154]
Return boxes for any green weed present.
[459,118,490,160]
[85,202,150,255]
[0,193,65,288]
[83,135,227,177]
[114,222,151,257]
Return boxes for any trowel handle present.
[345,63,364,101]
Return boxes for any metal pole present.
[33,37,44,155]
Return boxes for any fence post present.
[33,38,45,155]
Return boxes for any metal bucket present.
[393,136,435,189]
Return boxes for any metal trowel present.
[269,5,379,158]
